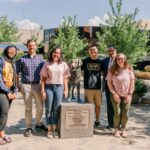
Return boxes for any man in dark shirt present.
[81,45,103,128]
[102,47,117,129]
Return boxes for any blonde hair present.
[110,53,129,75]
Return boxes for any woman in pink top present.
[40,47,70,139]
[106,53,135,138]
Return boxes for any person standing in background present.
[102,47,117,129]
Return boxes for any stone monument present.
[60,102,94,139]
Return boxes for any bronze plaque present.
[65,110,89,129]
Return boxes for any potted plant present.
[132,79,149,104]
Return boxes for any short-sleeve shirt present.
[40,61,70,85]
[106,68,135,97]
[81,57,103,90]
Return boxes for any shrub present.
[134,79,149,97]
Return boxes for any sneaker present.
[94,121,101,128]
[53,131,59,139]
[24,128,33,137]
[35,123,48,132]
[47,132,53,139]
[114,129,121,138]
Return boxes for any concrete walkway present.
[0,91,150,150]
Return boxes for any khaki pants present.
[84,89,102,106]
[21,84,43,128]
[84,89,102,121]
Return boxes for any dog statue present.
[68,58,82,103]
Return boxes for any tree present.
[96,0,150,64]
[50,16,88,62]
[30,25,45,54]
[0,16,20,42]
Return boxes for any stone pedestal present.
[141,97,150,104]
[60,102,94,139]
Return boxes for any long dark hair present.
[48,47,64,63]
[3,45,18,59]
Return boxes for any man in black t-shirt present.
[81,45,103,128]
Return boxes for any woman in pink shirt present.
[40,47,70,139]
[106,53,135,138]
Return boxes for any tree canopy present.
[0,16,20,42]
[96,0,150,64]
[49,16,87,62]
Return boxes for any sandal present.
[114,130,121,138]
[121,130,127,138]
[0,138,7,145]
[2,136,12,143]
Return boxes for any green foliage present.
[49,16,88,62]
[134,79,149,97]
[96,0,150,64]
[15,52,25,61]
[0,16,20,42]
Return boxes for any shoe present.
[121,129,127,138]
[94,121,101,128]
[72,96,75,99]
[2,136,12,143]
[35,123,48,132]
[53,131,59,139]
[114,129,121,138]
[47,132,53,139]
[24,128,33,137]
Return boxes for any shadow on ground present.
[129,104,150,137]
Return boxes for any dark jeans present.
[0,93,12,131]
[105,85,114,127]
[45,84,64,125]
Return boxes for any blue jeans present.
[45,84,64,125]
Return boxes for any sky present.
[0,0,150,30]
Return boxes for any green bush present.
[134,79,149,97]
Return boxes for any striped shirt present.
[16,54,44,83]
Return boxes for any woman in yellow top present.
[0,45,17,145]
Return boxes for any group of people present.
[0,39,70,145]
[81,45,135,138]
[0,39,135,145]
